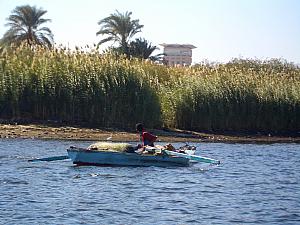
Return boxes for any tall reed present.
[0,44,161,128]
[0,45,299,132]
[159,59,300,132]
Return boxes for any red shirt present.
[142,131,157,146]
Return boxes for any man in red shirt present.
[136,123,157,147]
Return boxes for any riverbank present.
[0,124,299,143]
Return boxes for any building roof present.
[159,43,196,49]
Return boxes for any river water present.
[0,139,299,225]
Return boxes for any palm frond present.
[96,10,143,55]
[1,5,53,48]
[97,36,114,46]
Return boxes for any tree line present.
[0,5,161,61]
[0,5,299,133]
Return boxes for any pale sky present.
[0,0,299,64]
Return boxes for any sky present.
[0,0,300,64]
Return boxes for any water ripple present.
[0,140,299,225]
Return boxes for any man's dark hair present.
[136,123,143,132]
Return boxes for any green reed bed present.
[0,45,299,132]
[159,60,300,132]
[0,45,161,128]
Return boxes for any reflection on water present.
[0,139,299,224]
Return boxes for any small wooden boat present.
[67,146,190,167]
[66,142,219,167]
[29,142,220,166]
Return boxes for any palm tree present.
[0,5,53,48]
[96,11,143,56]
[129,38,165,62]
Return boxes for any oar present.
[163,150,220,164]
[28,155,69,162]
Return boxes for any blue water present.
[0,139,299,225]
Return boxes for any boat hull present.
[67,147,190,167]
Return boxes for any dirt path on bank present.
[0,124,299,143]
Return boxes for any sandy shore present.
[0,124,299,143]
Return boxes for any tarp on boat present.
[87,142,134,152]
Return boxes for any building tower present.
[160,43,196,66]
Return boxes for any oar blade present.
[28,155,69,162]
[164,150,220,164]
[190,155,220,164]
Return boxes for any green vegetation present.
[96,10,144,57]
[0,6,299,133]
[161,59,300,132]
[0,45,299,132]
[0,5,53,48]
[0,44,161,128]
[96,11,160,60]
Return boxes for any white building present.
[160,43,196,66]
